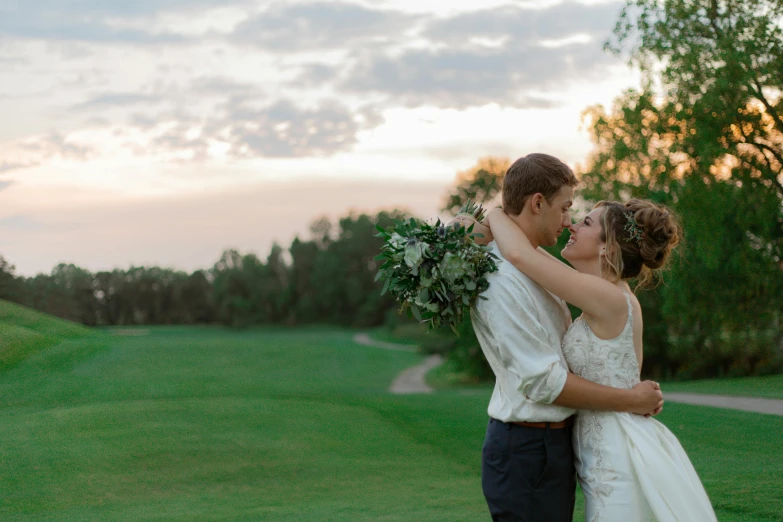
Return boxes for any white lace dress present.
[562,293,718,522]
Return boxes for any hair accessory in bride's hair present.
[623,211,643,244]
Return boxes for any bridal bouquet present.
[374,201,499,333]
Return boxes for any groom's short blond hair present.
[502,153,578,216]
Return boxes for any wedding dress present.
[562,292,718,521]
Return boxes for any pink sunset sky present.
[0,0,640,275]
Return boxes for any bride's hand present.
[485,207,534,253]
[485,208,508,233]
[449,214,493,245]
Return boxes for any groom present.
[457,153,663,522]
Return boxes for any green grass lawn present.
[662,374,783,400]
[0,305,781,520]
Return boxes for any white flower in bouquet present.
[439,252,471,284]
[404,241,429,270]
[389,233,406,248]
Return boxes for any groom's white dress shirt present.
[472,243,575,423]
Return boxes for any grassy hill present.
[0,299,93,371]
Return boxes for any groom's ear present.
[529,193,545,214]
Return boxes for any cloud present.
[0,14,184,44]
[190,76,263,98]
[291,64,338,88]
[425,2,623,45]
[0,55,28,66]
[1,0,250,19]
[231,2,417,51]
[18,132,93,161]
[70,76,264,117]
[137,98,367,159]
[0,162,33,174]
[341,44,609,108]
[58,73,369,160]
[0,0,255,43]
[0,180,13,191]
[221,99,363,157]
[0,133,94,173]
[336,1,623,109]
[71,93,164,110]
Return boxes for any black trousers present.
[481,418,576,522]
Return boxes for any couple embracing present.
[455,154,717,521]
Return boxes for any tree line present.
[0,211,402,330]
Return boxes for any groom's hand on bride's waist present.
[630,380,664,417]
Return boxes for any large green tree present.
[581,0,783,378]
[606,0,782,245]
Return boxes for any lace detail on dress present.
[562,292,640,522]
[575,319,616,521]
[579,410,615,522]
[615,351,640,389]
[568,319,607,383]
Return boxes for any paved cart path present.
[665,393,783,416]
[354,334,783,412]
[352,333,441,394]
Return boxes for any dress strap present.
[621,290,634,334]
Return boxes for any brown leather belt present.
[510,416,574,429]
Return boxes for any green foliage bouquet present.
[374,202,499,333]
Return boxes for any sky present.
[0,0,640,276]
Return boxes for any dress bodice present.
[561,292,640,390]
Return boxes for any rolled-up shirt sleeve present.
[478,275,567,404]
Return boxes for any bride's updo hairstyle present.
[595,199,682,289]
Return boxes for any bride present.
[464,199,717,521]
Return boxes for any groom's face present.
[537,186,574,247]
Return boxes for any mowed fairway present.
[0,315,781,520]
